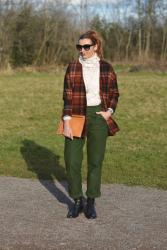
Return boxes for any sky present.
[5,0,166,23]
[70,0,119,4]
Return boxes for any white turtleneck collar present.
[78,52,101,106]
[79,53,100,68]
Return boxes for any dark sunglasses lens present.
[83,45,91,51]
[76,44,82,50]
[76,44,93,51]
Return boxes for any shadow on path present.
[20,139,73,209]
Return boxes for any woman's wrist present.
[63,115,72,121]
[107,108,114,115]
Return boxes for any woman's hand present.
[63,120,73,140]
[96,111,111,121]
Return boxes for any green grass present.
[0,70,167,189]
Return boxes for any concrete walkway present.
[0,176,167,250]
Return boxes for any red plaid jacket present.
[62,59,120,136]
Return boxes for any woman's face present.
[78,38,97,59]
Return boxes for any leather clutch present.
[56,115,85,138]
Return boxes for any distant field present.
[0,68,167,189]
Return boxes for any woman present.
[62,30,119,219]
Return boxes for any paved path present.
[0,176,167,250]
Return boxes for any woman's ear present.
[94,44,98,52]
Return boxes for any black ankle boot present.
[67,197,84,218]
[85,197,97,219]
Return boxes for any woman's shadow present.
[20,139,73,209]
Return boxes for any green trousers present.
[64,105,108,199]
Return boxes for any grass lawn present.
[0,68,167,189]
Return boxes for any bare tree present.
[0,0,167,68]
[159,0,167,60]
[136,0,143,58]
[144,0,157,59]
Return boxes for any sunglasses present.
[76,44,94,51]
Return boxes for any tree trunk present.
[137,0,142,58]
[145,28,151,58]
[125,30,132,61]
[161,24,167,60]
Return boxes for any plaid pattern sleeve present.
[63,63,73,116]
[108,64,119,112]
[100,60,120,135]
[62,60,87,117]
